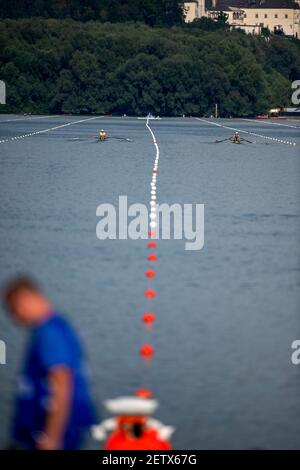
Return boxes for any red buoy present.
[142,312,156,324]
[144,289,156,298]
[148,253,157,262]
[148,241,157,249]
[145,269,156,278]
[140,344,155,359]
[135,387,153,399]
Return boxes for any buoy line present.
[196,118,298,147]
[146,117,160,234]
[137,118,160,393]
[241,118,300,130]
[0,114,60,124]
[0,116,104,145]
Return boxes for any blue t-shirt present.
[13,314,97,449]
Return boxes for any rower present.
[232,132,241,143]
[99,129,106,141]
[91,396,174,450]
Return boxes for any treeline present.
[0,19,299,116]
[0,0,184,27]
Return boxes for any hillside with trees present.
[0,0,185,26]
[0,18,299,116]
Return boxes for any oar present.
[69,137,95,142]
[241,138,253,144]
[215,138,229,143]
[108,136,134,142]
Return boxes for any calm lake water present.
[0,115,299,449]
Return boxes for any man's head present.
[3,276,52,327]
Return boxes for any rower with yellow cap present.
[99,129,106,141]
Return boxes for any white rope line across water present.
[0,115,104,145]
[0,115,60,124]
[196,117,298,147]
[241,118,300,130]
[146,118,160,231]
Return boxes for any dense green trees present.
[0,19,299,116]
[0,1,184,26]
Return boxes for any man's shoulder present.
[34,314,81,366]
[37,314,75,340]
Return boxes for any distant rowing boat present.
[138,113,161,120]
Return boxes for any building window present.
[285,14,288,18]
[264,14,267,18]
[255,13,258,18]
[244,14,247,18]
[275,14,278,18]
[233,11,244,20]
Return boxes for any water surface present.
[0,115,299,449]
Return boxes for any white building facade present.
[184,0,300,37]
[184,0,206,21]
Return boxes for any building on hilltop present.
[184,0,300,37]
[184,0,205,21]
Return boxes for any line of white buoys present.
[0,116,104,145]
[146,118,160,232]
[196,118,298,147]
[0,114,61,124]
[242,118,300,130]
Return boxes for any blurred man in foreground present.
[3,276,97,450]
